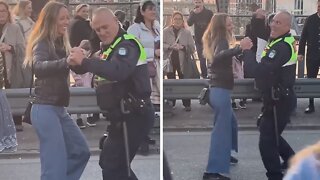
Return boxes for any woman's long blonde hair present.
[288,141,320,172]
[12,0,31,18]
[24,1,71,67]
[202,13,235,63]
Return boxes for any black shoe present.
[76,118,86,129]
[203,173,230,180]
[304,106,315,114]
[239,101,246,109]
[86,117,97,127]
[99,133,108,150]
[230,156,238,164]
[232,102,238,110]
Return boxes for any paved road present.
[164,130,320,180]
[0,154,160,180]
[164,99,320,131]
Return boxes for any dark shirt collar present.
[270,32,291,41]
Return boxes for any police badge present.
[268,50,277,59]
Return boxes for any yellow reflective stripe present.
[261,36,297,67]
[96,34,147,81]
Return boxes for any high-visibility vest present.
[97,34,147,81]
[261,35,297,67]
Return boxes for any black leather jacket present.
[33,38,71,107]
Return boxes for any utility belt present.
[121,93,152,115]
[271,85,294,101]
[95,81,150,114]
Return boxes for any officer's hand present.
[68,47,85,66]
[298,55,304,61]
[240,37,253,50]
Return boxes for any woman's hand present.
[0,43,11,52]
[240,37,253,50]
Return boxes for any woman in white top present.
[12,0,35,40]
[127,0,160,108]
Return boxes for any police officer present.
[68,7,155,180]
[243,11,296,180]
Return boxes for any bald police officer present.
[244,11,296,180]
[68,8,154,180]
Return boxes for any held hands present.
[0,43,11,52]
[240,37,253,50]
[298,55,304,61]
[170,43,184,50]
[67,47,86,66]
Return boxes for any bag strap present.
[167,31,182,58]
[29,62,34,97]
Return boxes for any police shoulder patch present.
[118,47,128,56]
[268,50,277,59]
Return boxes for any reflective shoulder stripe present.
[282,36,297,67]
[123,34,147,64]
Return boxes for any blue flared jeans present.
[206,87,238,174]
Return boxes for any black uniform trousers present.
[306,56,320,107]
[99,104,155,180]
[259,95,295,180]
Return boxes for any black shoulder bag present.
[22,62,34,125]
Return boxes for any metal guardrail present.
[164,78,320,100]
[4,87,99,116]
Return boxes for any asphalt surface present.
[164,130,320,180]
[164,99,320,131]
[0,155,160,180]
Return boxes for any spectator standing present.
[70,40,96,129]
[0,54,17,153]
[0,1,32,132]
[128,0,160,109]
[187,0,213,79]
[127,0,159,155]
[231,56,246,109]
[298,0,320,114]
[202,13,252,180]
[24,2,90,179]
[163,11,195,111]
[69,4,92,47]
[114,10,130,31]
[69,4,97,127]
[13,0,35,40]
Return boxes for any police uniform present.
[244,33,296,180]
[79,28,155,180]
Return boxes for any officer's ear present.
[113,16,118,23]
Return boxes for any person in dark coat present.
[298,0,320,114]
[69,4,92,47]
[187,0,213,78]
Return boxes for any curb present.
[164,124,320,132]
[0,147,160,159]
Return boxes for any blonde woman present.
[202,13,252,180]
[284,141,320,180]
[24,2,90,179]
[12,0,34,40]
[163,11,195,111]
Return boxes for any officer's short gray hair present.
[92,7,115,18]
[277,10,292,27]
